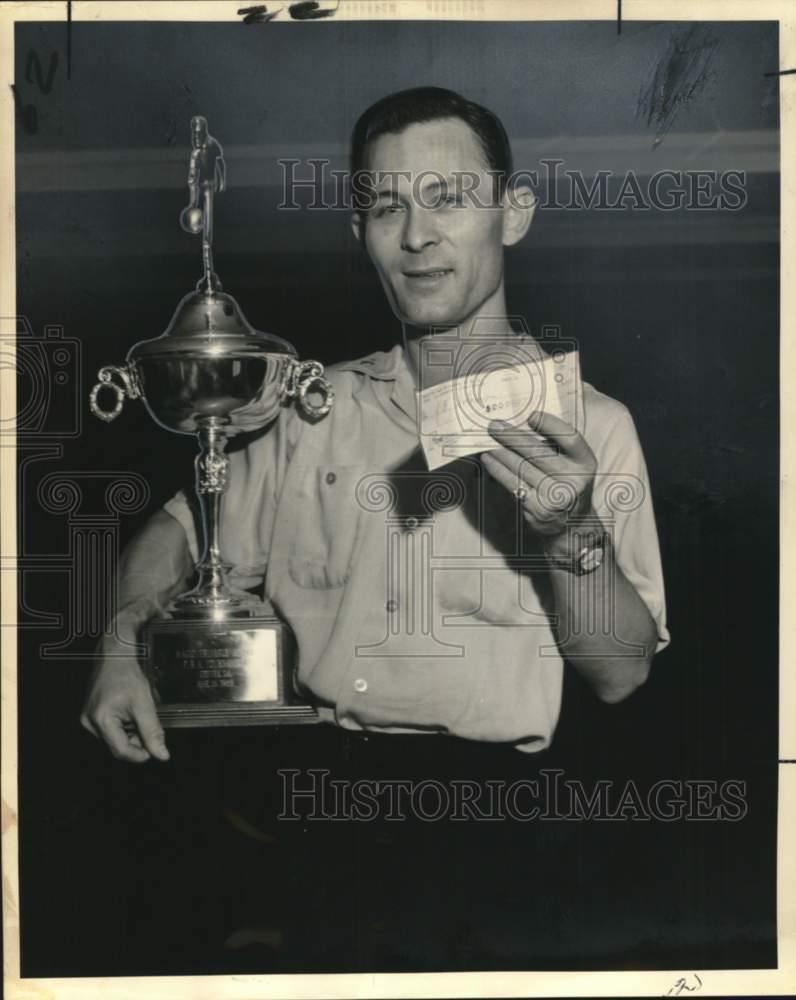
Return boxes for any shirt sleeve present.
[162,406,303,587]
[591,405,671,654]
[163,489,201,565]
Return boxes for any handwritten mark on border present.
[237,1,340,22]
[664,973,702,997]
[238,5,281,23]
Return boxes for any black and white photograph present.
[1,2,791,997]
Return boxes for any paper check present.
[416,349,583,471]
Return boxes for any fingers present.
[480,453,574,527]
[489,412,590,463]
[484,446,546,489]
[126,730,146,752]
[97,713,152,764]
[482,448,579,514]
[481,452,534,498]
[81,679,170,764]
[488,419,560,468]
[130,696,171,761]
[520,486,568,527]
[524,411,591,460]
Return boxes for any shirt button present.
[325,472,337,485]
[385,599,398,612]
[405,516,419,530]
[353,678,368,693]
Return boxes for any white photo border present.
[1,2,793,997]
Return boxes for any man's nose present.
[400,206,440,253]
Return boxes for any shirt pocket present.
[287,464,366,590]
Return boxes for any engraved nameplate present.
[147,619,280,704]
[142,615,320,728]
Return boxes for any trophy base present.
[156,702,322,728]
[144,610,321,730]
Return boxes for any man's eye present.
[375,203,404,218]
[441,194,464,208]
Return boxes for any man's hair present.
[350,86,513,210]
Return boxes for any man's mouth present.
[402,268,454,280]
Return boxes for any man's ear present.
[502,184,537,247]
[350,210,364,245]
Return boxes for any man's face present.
[355,117,508,328]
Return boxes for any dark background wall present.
[13,19,778,976]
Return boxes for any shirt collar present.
[335,344,418,424]
[334,343,404,380]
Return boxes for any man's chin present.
[393,301,465,329]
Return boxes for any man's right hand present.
[81,658,170,764]
[81,509,193,763]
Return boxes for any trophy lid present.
[127,287,297,361]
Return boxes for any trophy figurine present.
[89,116,333,727]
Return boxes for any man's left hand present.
[483,411,598,554]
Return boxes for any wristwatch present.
[543,531,609,576]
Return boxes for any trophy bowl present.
[130,290,298,434]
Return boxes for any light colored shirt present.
[165,343,669,752]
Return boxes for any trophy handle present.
[89,365,141,422]
[280,359,335,419]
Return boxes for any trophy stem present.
[196,415,227,575]
[201,186,218,293]
[172,415,254,618]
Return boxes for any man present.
[82,86,669,764]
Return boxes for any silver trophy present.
[90,116,332,727]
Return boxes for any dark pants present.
[122,724,583,974]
